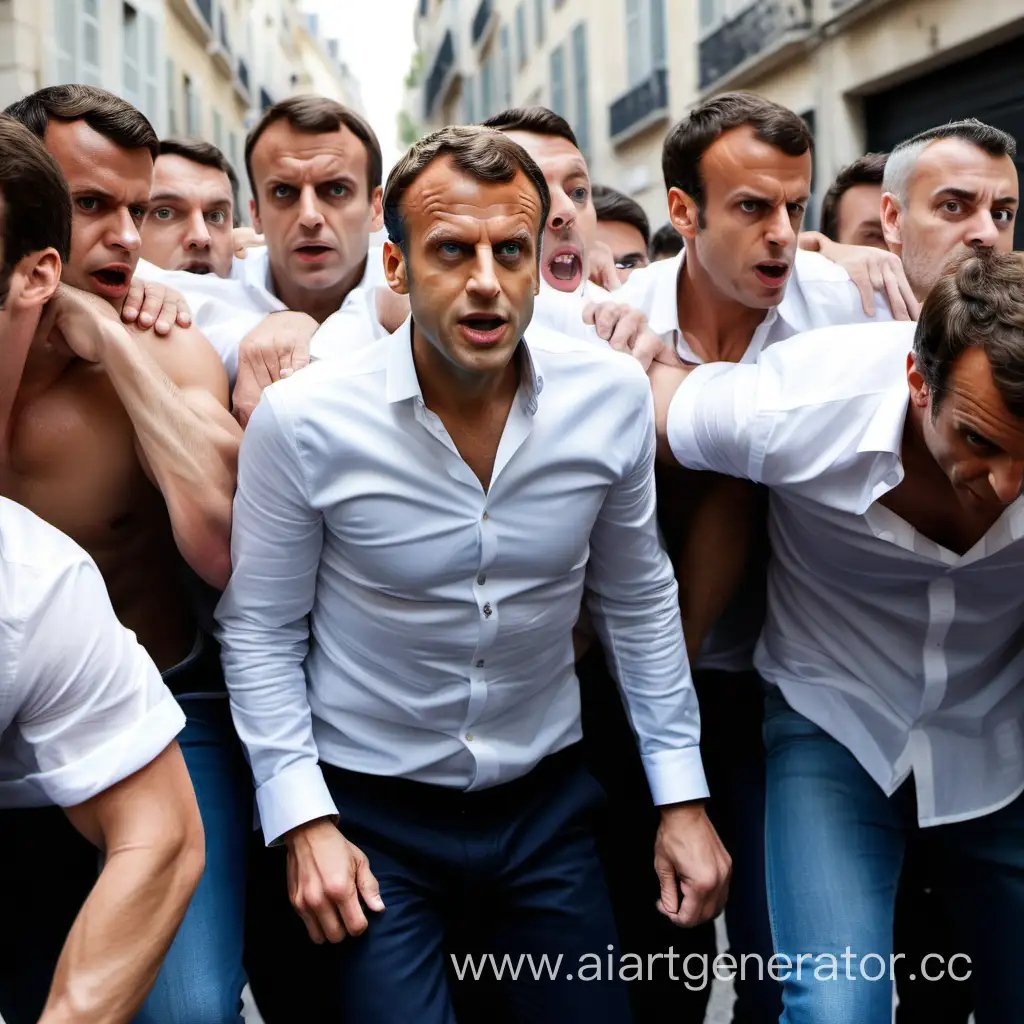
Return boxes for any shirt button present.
[477,572,486,586]
[482,511,489,521]
[482,603,492,618]
[465,733,474,742]
[475,659,485,668]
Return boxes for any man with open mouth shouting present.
[2,85,247,1024]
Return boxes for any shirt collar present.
[652,247,804,355]
[385,319,543,415]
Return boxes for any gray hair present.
[882,118,1016,205]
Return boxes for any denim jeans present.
[763,689,1024,1024]
[135,697,252,1024]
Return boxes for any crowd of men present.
[0,74,1020,1024]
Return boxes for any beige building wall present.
[0,0,364,219]
[411,0,1024,239]
[413,0,690,229]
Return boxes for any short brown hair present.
[650,222,683,260]
[819,152,887,242]
[662,92,812,224]
[383,125,550,259]
[4,84,158,158]
[244,95,382,203]
[0,115,72,299]
[592,184,650,247]
[914,251,1024,417]
[159,137,240,225]
[482,106,579,149]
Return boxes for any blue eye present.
[497,241,522,258]
[570,186,588,204]
[739,200,759,213]
[440,241,462,256]
[272,184,294,199]
[329,183,348,197]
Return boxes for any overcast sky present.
[302,0,418,174]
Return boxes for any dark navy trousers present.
[300,744,632,1023]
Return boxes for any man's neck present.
[677,251,775,363]
[411,323,519,423]
[268,252,368,324]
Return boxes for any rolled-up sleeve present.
[666,361,769,481]
[585,374,708,807]
[14,558,184,808]
[215,390,337,844]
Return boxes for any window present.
[549,45,565,118]
[534,0,544,46]
[500,24,513,106]
[122,4,140,105]
[53,0,102,86]
[81,0,101,84]
[480,51,494,118]
[626,0,667,87]
[515,4,527,67]
[184,74,200,136]
[699,0,723,33]
[166,59,177,134]
[121,4,159,127]
[571,23,589,158]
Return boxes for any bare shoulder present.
[129,322,230,406]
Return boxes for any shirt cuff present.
[255,759,339,846]
[37,690,186,808]
[642,745,710,806]
[665,363,727,469]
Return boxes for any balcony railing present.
[424,28,455,115]
[471,0,494,45]
[609,67,669,142]
[699,0,812,89]
[195,0,212,28]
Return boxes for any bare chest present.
[1,365,168,564]
[878,482,1001,557]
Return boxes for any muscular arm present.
[102,323,242,589]
[39,743,204,1024]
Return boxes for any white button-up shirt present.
[667,320,1024,826]
[0,498,185,808]
[135,245,387,384]
[618,247,894,671]
[217,320,708,844]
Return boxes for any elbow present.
[175,501,234,590]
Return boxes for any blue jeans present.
[135,697,251,1024]
[763,690,1024,1024]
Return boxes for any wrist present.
[659,799,707,824]
[283,815,338,847]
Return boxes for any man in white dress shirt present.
[135,96,396,422]
[217,124,730,1023]
[650,250,1024,1023]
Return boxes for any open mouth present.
[548,251,581,283]
[458,313,508,346]
[754,262,789,287]
[182,261,214,275]
[89,267,131,296]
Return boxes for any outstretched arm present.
[40,744,204,1024]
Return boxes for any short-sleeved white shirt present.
[0,498,185,808]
